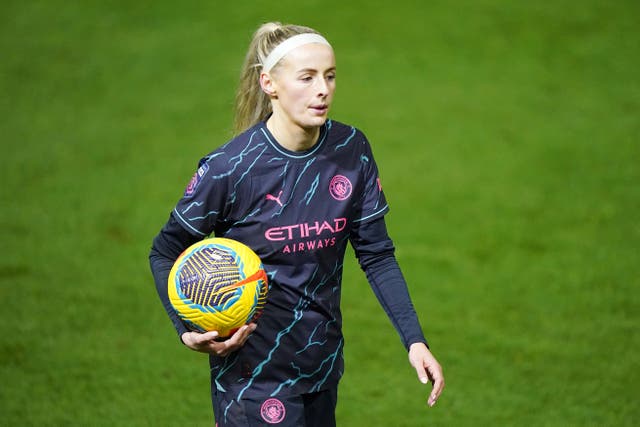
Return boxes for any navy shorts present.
[212,388,337,427]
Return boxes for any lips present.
[310,105,329,114]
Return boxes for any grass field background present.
[1,1,638,425]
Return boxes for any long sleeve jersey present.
[149,119,427,401]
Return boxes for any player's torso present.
[216,121,367,277]
[207,121,371,397]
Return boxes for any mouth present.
[310,104,329,115]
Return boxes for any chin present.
[293,112,329,131]
[305,115,328,127]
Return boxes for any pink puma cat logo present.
[266,190,284,207]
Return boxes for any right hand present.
[181,323,257,357]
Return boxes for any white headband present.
[262,33,332,73]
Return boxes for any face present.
[262,43,336,131]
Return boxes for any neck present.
[266,114,321,152]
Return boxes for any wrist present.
[409,340,429,351]
[409,342,429,353]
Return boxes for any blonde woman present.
[150,22,444,426]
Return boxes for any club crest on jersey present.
[260,398,286,424]
[329,174,352,201]
[184,163,209,196]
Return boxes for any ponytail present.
[233,22,321,134]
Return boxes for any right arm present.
[148,212,201,340]
[149,212,256,356]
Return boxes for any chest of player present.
[220,155,363,261]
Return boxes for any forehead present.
[279,43,336,71]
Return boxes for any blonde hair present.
[233,22,322,134]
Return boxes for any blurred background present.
[1,0,638,425]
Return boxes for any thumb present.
[412,360,430,384]
[197,330,219,343]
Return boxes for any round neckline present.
[260,120,329,159]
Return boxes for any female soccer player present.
[149,22,444,426]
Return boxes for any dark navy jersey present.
[172,120,390,399]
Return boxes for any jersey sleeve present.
[149,213,202,339]
[172,153,229,237]
[354,134,389,224]
[350,216,428,350]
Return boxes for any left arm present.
[351,217,445,406]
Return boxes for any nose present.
[316,77,330,97]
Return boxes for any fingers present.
[428,371,445,407]
[424,360,444,407]
[182,324,256,356]
[222,324,252,347]
[215,328,244,356]
[196,330,220,343]
[182,330,218,352]
[210,324,257,357]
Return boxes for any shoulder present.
[197,123,268,174]
[325,119,374,154]
[326,119,366,139]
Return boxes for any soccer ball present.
[168,237,269,338]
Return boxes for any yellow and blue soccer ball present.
[168,238,268,338]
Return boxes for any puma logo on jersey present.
[265,190,284,207]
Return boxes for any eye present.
[300,75,313,82]
[326,73,336,82]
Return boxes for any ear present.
[260,72,277,98]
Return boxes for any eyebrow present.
[296,67,337,73]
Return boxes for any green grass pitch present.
[1,1,638,425]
